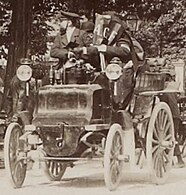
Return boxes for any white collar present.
[66,27,76,42]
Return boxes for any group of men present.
[50,10,138,70]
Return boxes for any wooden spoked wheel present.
[44,159,67,181]
[104,123,124,191]
[146,102,175,184]
[4,123,27,188]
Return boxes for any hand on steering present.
[67,51,76,59]
[95,44,107,52]
[73,47,84,55]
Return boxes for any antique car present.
[3,14,178,191]
[4,55,178,191]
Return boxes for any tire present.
[146,102,175,184]
[104,123,124,191]
[4,123,27,188]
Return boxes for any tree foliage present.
[0,0,11,48]
[0,0,186,59]
[135,0,186,59]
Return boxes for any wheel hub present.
[160,140,174,149]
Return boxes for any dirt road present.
[1,159,186,195]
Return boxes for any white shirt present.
[66,27,76,43]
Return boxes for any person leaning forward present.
[73,11,144,109]
[50,10,92,68]
[73,11,143,71]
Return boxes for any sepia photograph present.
[0,0,186,194]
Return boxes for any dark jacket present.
[50,28,90,65]
[159,93,181,119]
[86,32,139,70]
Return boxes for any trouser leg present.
[174,118,181,156]
[173,118,185,166]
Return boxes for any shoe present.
[27,159,35,170]
[177,161,185,168]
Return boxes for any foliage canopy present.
[0,0,185,59]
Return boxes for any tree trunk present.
[2,0,33,111]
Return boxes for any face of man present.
[59,18,68,29]
[80,15,88,25]
[59,17,73,29]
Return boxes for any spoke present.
[163,122,171,137]
[153,150,159,171]
[117,144,122,153]
[55,162,58,176]
[110,158,115,168]
[15,164,21,183]
[111,162,119,184]
[115,133,121,150]
[9,142,15,153]
[155,114,161,130]
[154,120,160,139]
[51,162,55,174]
[162,150,169,162]
[164,134,172,141]
[115,136,122,153]
[109,152,114,160]
[115,161,120,176]
[59,163,63,173]
[152,138,159,145]
[112,135,117,151]
[154,151,162,178]
[157,156,163,178]
[110,165,116,183]
[48,161,51,169]
[15,130,20,142]
[157,112,163,131]
[162,113,168,130]
[111,144,116,158]
[160,152,167,173]
[11,131,17,148]
[152,145,159,154]
[111,133,121,157]
[110,160,117,183]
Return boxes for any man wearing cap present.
[50,10,92,68]
[80,21,95,44]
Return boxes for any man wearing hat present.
[50,10,92,68]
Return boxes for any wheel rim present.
[45,160,67,181]
[147,103,174,184]
[4,123,26,188]
[104,124,123,191]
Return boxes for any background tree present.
[135,0,186,59]
[0,0,186,65]
[0,0,11,50]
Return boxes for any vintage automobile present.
[4,55,179,190]
[3,14,179,191]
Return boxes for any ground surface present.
[0,156,186,195]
